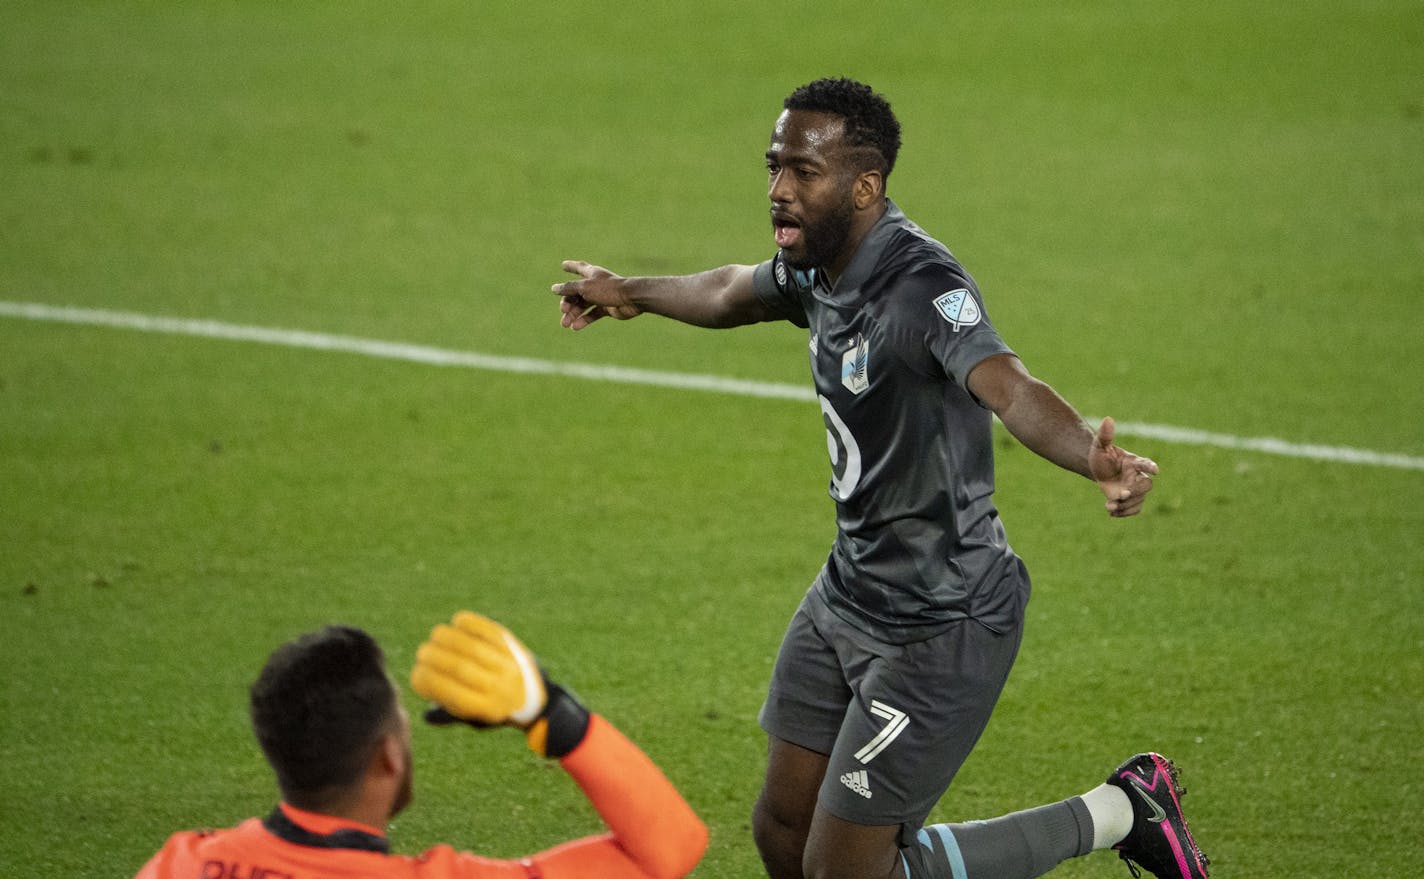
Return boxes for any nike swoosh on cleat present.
[1127,776,1168,823]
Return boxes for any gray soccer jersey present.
[752,200,1029,643]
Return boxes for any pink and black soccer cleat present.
[1107,753,1211,878]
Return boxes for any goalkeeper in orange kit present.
[134,611,709,879]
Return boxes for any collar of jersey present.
[264,802,390,854]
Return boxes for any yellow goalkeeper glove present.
[410,611,589,757]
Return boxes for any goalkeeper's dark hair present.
[250,625,397,810]
[784,77,902,183]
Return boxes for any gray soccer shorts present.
[758,588,1024,826]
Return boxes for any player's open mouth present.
[772,215,802,249]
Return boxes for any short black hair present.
[249,625,396,808]
[784,78,902,180]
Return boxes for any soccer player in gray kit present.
[552,77,1209,879]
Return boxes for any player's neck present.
[823,200,888,284]
[294,777,398,834]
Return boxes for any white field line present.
[5,300,1423,472]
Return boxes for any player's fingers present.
[410,662,464,707]
[411,646,516,712]
[424,625,510,674]
[412,646,502,700]
[446,613,541,695]
[551,278,583,300]
[430,617,503,656]
[451,612,539,662]
[411,666,497,721]
[558,296,586,328]
[1095,416,1116,450]
[451,610,507,642]
[553,287,609,328]
[1114,471,1153,502]
[414,638,486,675]
[551,278,600,301]
[561,259,611,280]
[1107,492,1147,517]
[568,304,609,331]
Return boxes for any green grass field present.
[3,2,1422,876]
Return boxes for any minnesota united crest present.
[933,288,981,331]
[841,334,870,394]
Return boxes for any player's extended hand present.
[553,259,643,330]
[411,611,547,728]
[1088,417,1159,518]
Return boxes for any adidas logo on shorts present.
[840,769,872,799]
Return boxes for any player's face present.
[766,110,858,273]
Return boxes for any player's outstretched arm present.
[553,259,770,330]
[967,354,1158,517]
[411,611,708,879]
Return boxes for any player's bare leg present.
[753,736,828,879]
[804,811,904,879]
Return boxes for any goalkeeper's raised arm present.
[134,613,707,879]
[411,611,710,879]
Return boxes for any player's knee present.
[752,790,807,853]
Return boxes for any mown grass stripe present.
[5,300,1421,471]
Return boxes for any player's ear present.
[854,169,884,209]
[373,700,409,779]
[374,730,405,777]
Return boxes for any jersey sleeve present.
[751,254,812,328]
[425,714,707,879]
[888,263,1014,390]
[539,714,707,879]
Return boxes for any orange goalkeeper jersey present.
[134,714,708,879]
